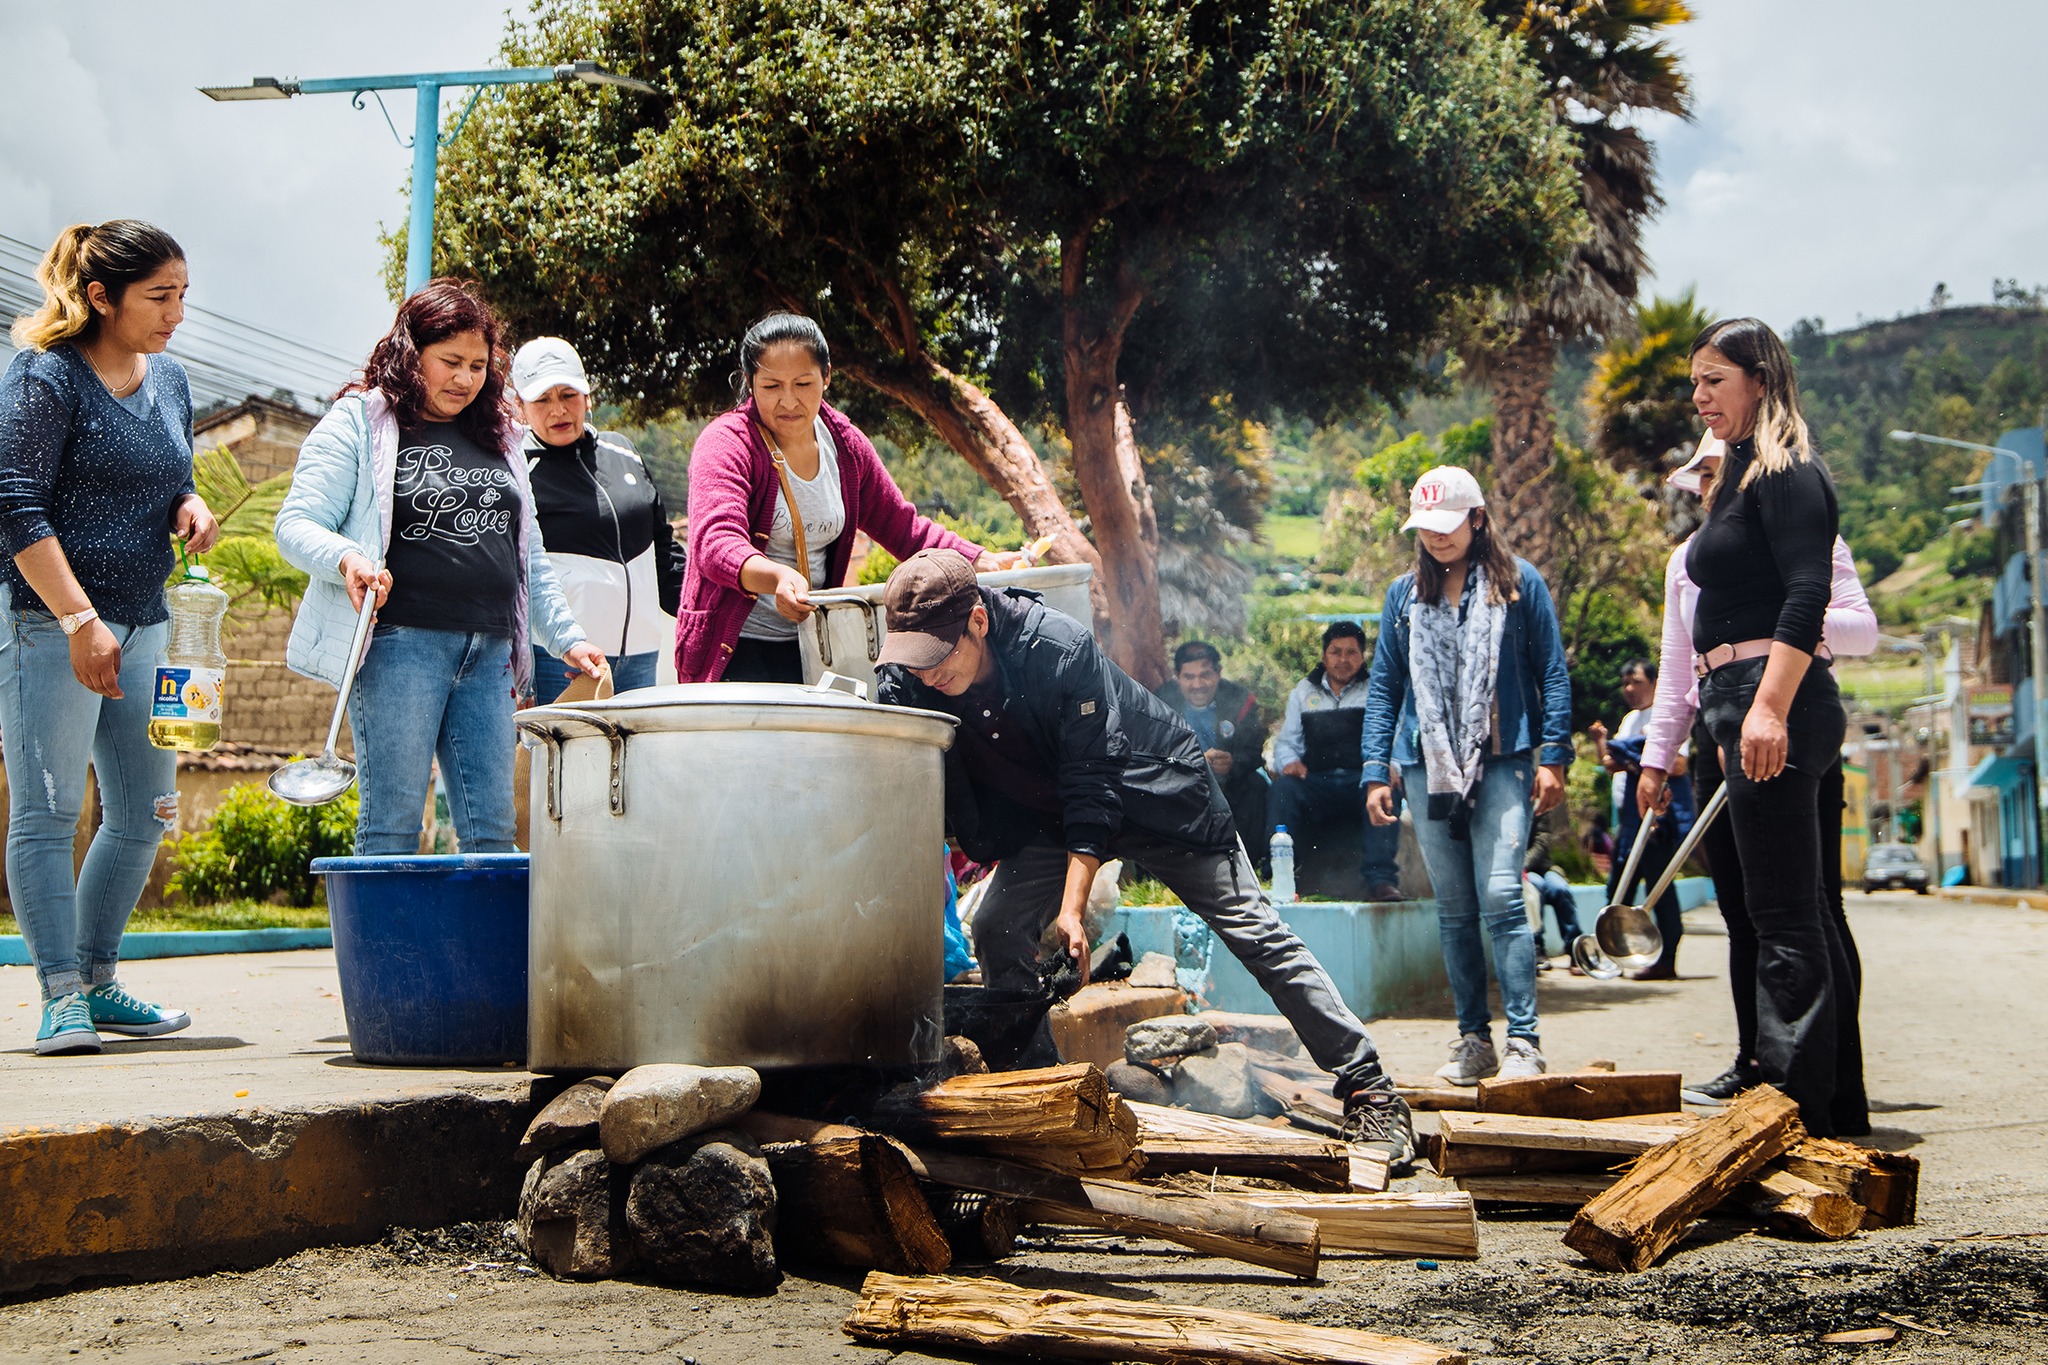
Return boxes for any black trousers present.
[1696,656,1865,1137]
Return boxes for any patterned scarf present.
[1408,562,1507,840]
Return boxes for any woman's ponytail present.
[7,219,184,353]
[9,224,96,351]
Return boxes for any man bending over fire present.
[874,549,1416,1167]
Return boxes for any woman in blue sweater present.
[1361,467,1573,1085]
[0,220,218,1056]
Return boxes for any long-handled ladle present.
[1572,782,1730,979]
[267,588,377,806]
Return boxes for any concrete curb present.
[0,928,333,966]
[1932,885,2048,910]
[0,1085,542,1295]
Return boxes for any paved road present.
[1,891,2042,1364]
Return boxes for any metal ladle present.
[1572,782,1730,979]
[267,588,378,807]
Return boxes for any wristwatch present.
[58,607,99,636]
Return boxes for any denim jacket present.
[1360,557,1573,786]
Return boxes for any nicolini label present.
[152,666,222,722]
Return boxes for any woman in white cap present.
[1360,466,1573,1083]
[1637,432,1877,1130]
[512,337,684,701]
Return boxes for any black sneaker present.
[1342,1086,1417,1172]
[1682,1058,1761,1105]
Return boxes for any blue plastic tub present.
[312,853,529,1066]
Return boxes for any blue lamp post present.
[201,62,661,295]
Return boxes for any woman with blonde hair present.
[1680,316,1855,1137]
[0,220,218,1055]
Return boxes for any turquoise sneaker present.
[35,993,102,1056]
[85,981,191,1037]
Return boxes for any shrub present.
[167,781,357,907]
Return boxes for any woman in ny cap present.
[675,312,1021,684]
[512,337,683,702]
[1640,320,1863,1136]
[1360,466,1572,1085]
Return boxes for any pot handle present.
[514,709,628,818]
[813,672,871,701]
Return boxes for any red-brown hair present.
[343,278,511,449]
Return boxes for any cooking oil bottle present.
[149,565,229,751]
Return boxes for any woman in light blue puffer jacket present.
[277,280,600,854]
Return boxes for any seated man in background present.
[1269,621,1403,900]
[1154,641,1270,869]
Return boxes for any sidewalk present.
[1934,883,2048,910]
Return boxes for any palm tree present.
[1465,0,1693,586]
[1587,289,1717,478]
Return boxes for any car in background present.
[1863,843,1931,894]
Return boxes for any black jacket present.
[878,586,1237,864]
[1153,674,1267,793]
[525,426,685,657]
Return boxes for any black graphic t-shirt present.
[379,421,520,636]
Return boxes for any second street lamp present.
[201,63,663,295]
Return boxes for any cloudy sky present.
[3,0,2044,388]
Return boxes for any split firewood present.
[1250,1065,1349,1128]
[765,1134,952,1274]
[1457,1172,1619,1206]
[1437,1112,1692,1155]
[1477,1071,1681,1121]
[1167,1178,1479,1259]
[904,1145,1320,1278]
[925,1188,1022,1261]
[878,1063,1141,1179]
[1392,1076,1482,1112]
[1734,1167,1864,1240]
[843,1271,1469,1365]
[1127,1100,1351,1191]
[1777,1136,1920,1229]
[1563,1085,1804,1271]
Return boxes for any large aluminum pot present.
[798,562,1095,694]
[516,680,958,1072]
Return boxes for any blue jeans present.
[0,588,175,1000]
[1529,868,1583,945]
[1407,756,1539,1042]
[1268,768,1401,885]
[350,626,517,856]
[528,646,657,705]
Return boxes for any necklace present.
[84,346,144,398]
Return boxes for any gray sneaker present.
[1498,1036,1547,1080]
[1343,1086,1417,1172]
[1433,1032,1498,1086]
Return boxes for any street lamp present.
[201,62,664,295]
[1892,428,2048,874]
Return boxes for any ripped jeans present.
[0,586,176,1000]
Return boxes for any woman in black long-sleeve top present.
[1685,316,1858,1137]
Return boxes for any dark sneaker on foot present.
[1343,1086,1417,1172]
[85,981,191,1037]
[35,993,102,1056]
[1683,1058,1760,1105]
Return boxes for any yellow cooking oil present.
[149,566,229,752]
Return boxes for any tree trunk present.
[1488,322,1561,591]
[1062,272,1168,687]
[842,356,1108,626]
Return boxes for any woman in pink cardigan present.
[677,314,1020,683]
[1637,437,1878,1128]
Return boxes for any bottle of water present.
[1270,825,1296,903]
[149,565,228,752]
